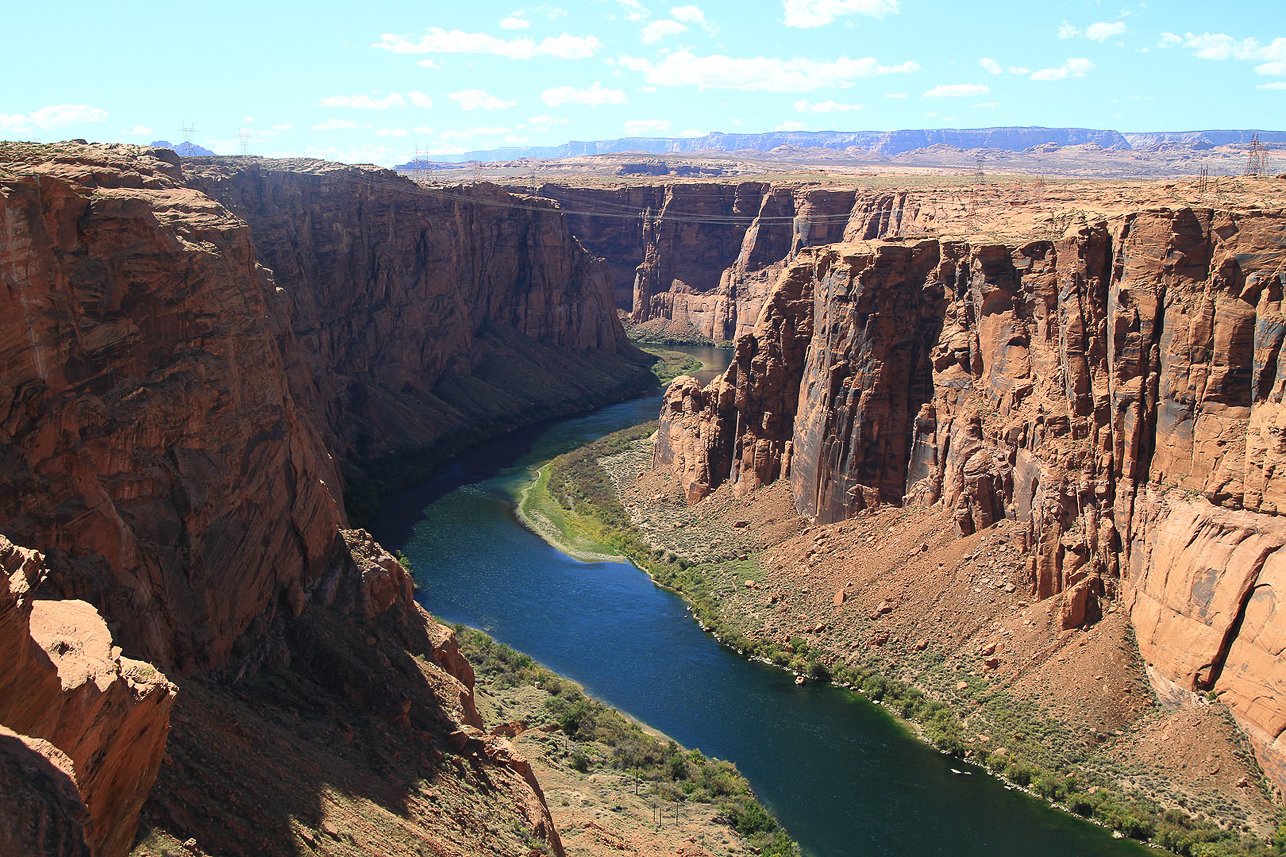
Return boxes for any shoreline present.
[514,464,628,564]
[525,424,1282,856]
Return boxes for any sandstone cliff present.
[654,206,1286,786]
[0,536,175,857]
[0,144,649,673]
[1,141,643,855]
[536,182,942,343]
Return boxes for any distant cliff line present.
[403,126,1286,166]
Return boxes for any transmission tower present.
[180,123,196,144]
[974,155,986,184]
[238,128,252,157]
[1245,135,1269,179]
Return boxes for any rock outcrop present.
[0,142,644,855]
[654,205,1286,784]
[0,536,175,857]
[0,144,649,673]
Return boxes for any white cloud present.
[923,83,990,97]
[972,101,1000,108]
[311,118,359,131]
[122,124,153,135]
[441,126,512,140]
[617,0,649,22]
[377,128,410,137]
[1030,57,1094,81]
[1259,81,1286,89]
[671,5,717,33]
[374,28,601,59]
[1008,65,1030,75]
[1058,21,1079,39]
[0,103,109,134]
[1172,32,1286,64]
[1158,32,1183,48]
[885,92,907,98]
[979,57,1003,75]
[409,91,434,108]
[541,82,628,106]
[448,89,518,110]
[416,58,441,69]
[672,6,708,25]
[776,121,809,131]
[620,50,918,91]
[641,20,687,42]
[538,34,603,58]
[1085,21,1127,42]
[273,123,294,131]
[782,0,899,28]
[319,93,407,109]
[794,99,862,112]
[500,15,530,29]
[1259,61,1286,76]
[624,119,672,134]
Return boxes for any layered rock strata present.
[0,536,175,857]
[0,144,648,673]
[1,142,640,855]
[654,206,1286,785]
[535,182,929,342]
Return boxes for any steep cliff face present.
[0,144,344,672]
[0,536,175,857]
[0,146,648,672]
[537,182,891,342]
[187,161,650,474]
[654,206,1286,783]
[2,142,622,856]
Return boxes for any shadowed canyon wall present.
[1,142,638,854]
[535,182,927,342]
[654,207,1286,786]
[0,145,648,674]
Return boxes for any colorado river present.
[372,346,1153,857]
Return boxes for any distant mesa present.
[150,139,217,157]
[396,126,1286,168]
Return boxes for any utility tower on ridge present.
[1245,135,1269,179]
[974,155,986,184]
[180,123,197,144]
[238,128,252,157]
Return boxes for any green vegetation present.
[530,422,1286,857]
[637,344,703,385]
[458,627,798,857]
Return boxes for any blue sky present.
[2,0,1282,165]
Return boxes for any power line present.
[238,129,252,157]
[1245,134,1269,179]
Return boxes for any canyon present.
[3,136,1285,854]
[630,177,1286,804]
[0,141,651,856]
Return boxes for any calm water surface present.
[373,346,1153,857]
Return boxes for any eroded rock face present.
[654,206,1286,784]
[0,145,647,674]
[0,536,175,857]
[0,144,345,672]
[187,162,648,472]
[537,183,920,342]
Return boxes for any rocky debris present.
[0,536,175,857]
